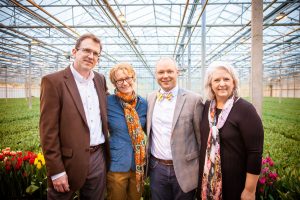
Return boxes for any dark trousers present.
[47,146,106,200]
[149,156,195,200]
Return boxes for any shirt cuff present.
[51,171,66,180]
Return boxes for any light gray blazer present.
[146,88,204,193]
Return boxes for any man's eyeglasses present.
[77,48,101,58]
[115,77,133,85]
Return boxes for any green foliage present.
[143,177,151,200]
[0,98,40,152]
[260,97,300,199]
[262,97,300,169]
[275,165,300,200]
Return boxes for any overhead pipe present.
[152,0,162,55]
[1,1,292,8]
[26,0,80,37]
[196,0,289,67]
[93,0,143,64]
[73,0,118,63]
[3,22,299,29]
[10,0,76,40]
[99,0,146,57]
[0,23,64,54]
[173,0,190,57]
[98,0,154,77]
[175,0,200,59]
[9,0,119,64]
[180,0,208,55]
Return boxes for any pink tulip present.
[262,167,269,174]
[259,177,266,184]
[269,172,278,180]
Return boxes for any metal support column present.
[187,27,191,90]
[153,76,156,90]
[56,55,59,71]
[181,44,185,88]
[251,0,263,116]
[28,44,32,109]
[201,0,207,95]
[5,65,8,101]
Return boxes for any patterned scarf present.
[115,89,147,192]
[201,96,237,200]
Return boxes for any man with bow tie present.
[146,57,204,200]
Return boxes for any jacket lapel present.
[147,91,157,135]
[93,74,107,124]
[64,66,88,126]
[171,88,186,132]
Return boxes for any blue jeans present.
[149,156,196,200]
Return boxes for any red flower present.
[23,155,29,161]
[259,177,266,184]
[269,172,278,180]
[16,151,23,157]
[15,157,23,170]
[262,167,269,173]
[29,157,35,165]
[22,171,28,177]
[2,150,10,156]
[5,164,11,172]
[269,159,274,167]
[0,153,4,161]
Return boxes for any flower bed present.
[258,155,279,199]
[0,147,47,199]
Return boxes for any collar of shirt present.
[70,63,94,84]
[159,84,179,97]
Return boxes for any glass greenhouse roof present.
[0,0,299,92]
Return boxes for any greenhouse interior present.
[0,0,299,199]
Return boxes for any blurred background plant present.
[275,165,300,200]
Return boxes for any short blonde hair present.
[109,62,136,85]
[204,61,240,100]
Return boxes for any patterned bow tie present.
[157,92,174,101]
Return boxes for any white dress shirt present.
[151,85,179,160]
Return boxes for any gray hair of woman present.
[204,61,240,100]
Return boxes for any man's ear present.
[71,48,77,58]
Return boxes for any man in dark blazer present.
[40,33,110,200]
[146,57,203,200]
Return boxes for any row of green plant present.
[0,97,299,199]
[0,98,40,152]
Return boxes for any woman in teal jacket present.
[107,62,147,200]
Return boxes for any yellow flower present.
[41,157,45,165]
[34,158,38,165]
[36,162,42,169]
[37,153,43,160]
